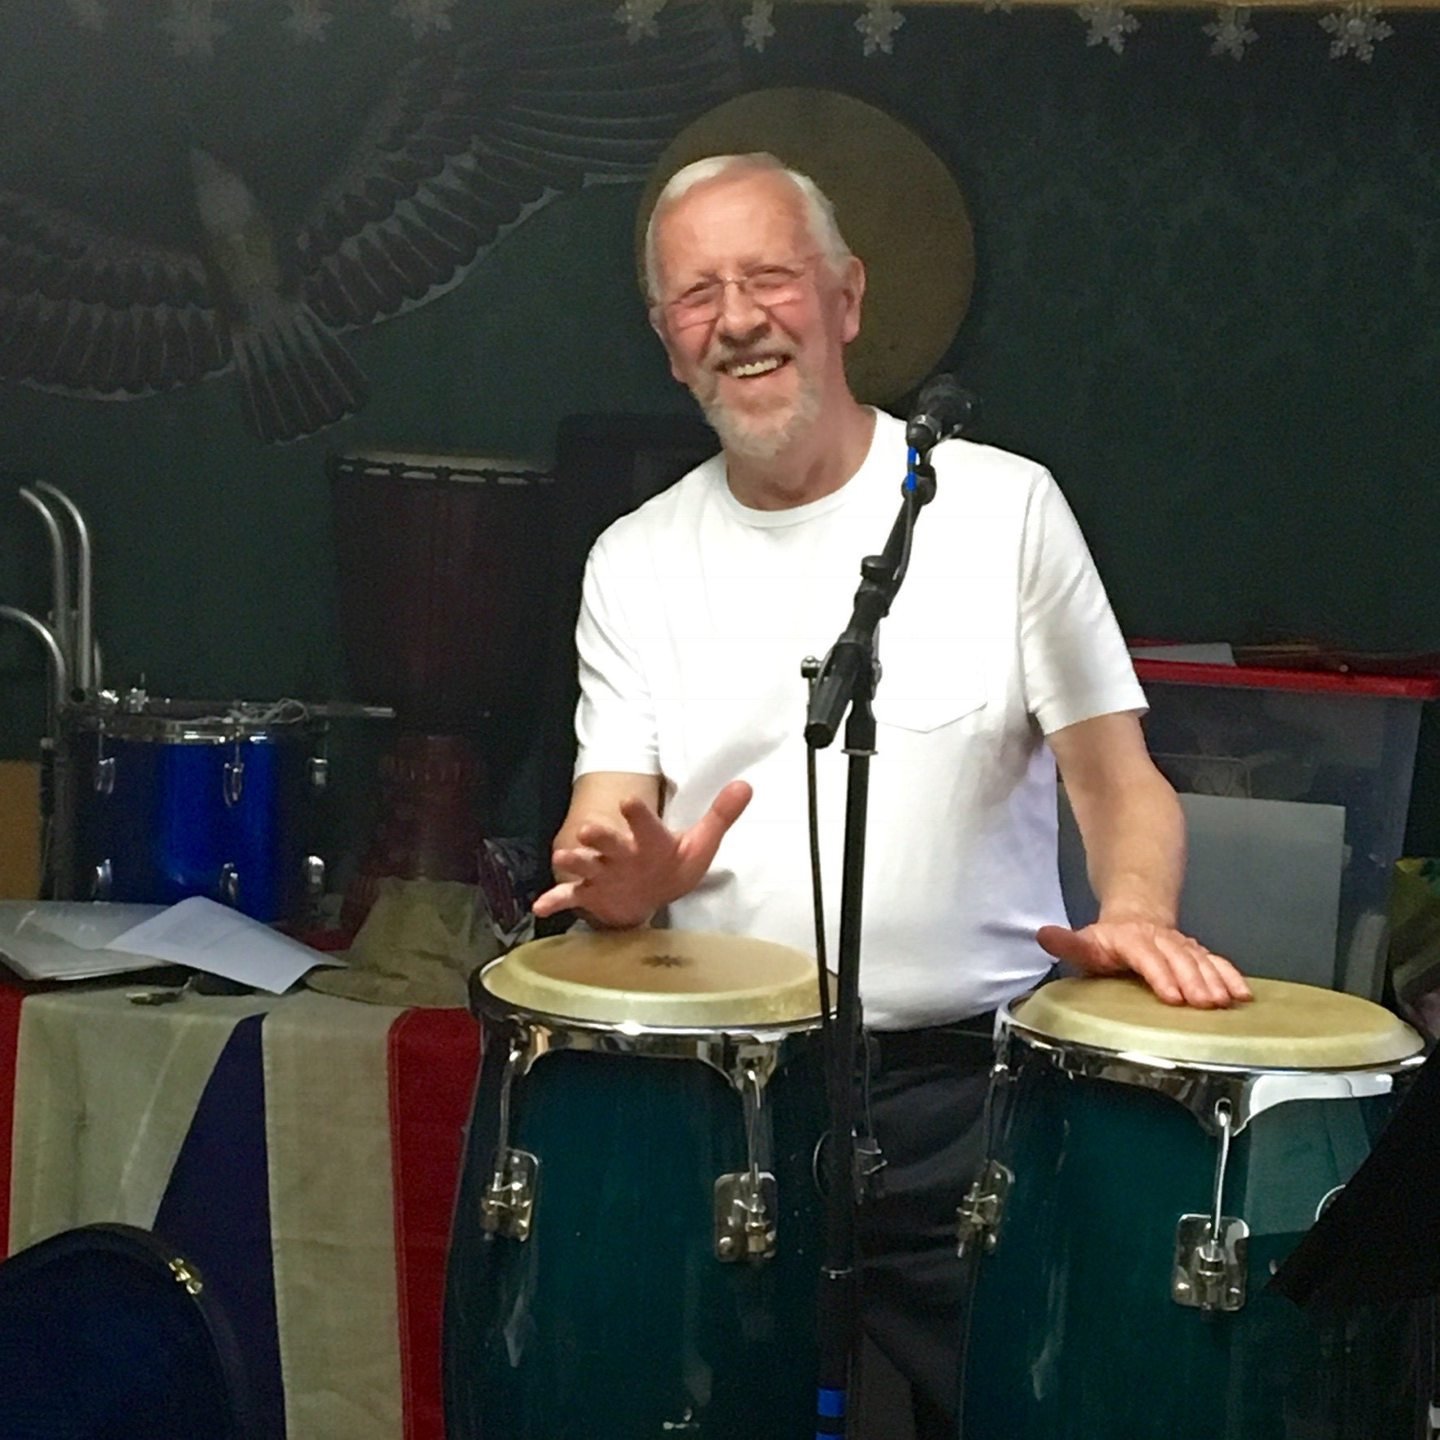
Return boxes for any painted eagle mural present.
[0,1,739,442]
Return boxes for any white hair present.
[643,152,853,300]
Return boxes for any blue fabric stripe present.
[154,1013,284,1440]
[817,1386,846,1417]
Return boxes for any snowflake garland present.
[856,1,904,57]
[1203,6,1258,58]
[75,0,1409,78]
[1079,2,1139,53]
[614,0,666,43]
[159,0,228,60]
[1320,2,1394,61]
[742,0,776,53]
[283,0,331,42]
[392,0,454,40]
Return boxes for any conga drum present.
[443,930,828,1440]
[958,977,1425,1440]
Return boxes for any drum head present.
[479,929,822,1028]
[1011,976,1421,1069]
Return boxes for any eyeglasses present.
[657,258,819,330]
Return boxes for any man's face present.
[649,171,863,461]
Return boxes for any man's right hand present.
[531,778,753,929]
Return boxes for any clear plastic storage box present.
[1059,658,1440,999]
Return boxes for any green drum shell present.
[962,1019,1421,1440]
[444,996,826,1440]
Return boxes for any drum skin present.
[961,1046,1415,1440]
[444,1021,826,1440]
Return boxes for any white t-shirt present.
[574,410,1145,1029]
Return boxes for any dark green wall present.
[3,4,1440,848]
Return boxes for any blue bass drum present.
[65,694,327,924]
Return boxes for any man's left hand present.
[1036,919,1252,1008]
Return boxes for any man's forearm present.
[1080,770,1185,927]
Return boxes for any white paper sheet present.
[103,896,337,993]
[0,901,170,981]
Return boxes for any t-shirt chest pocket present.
[869,629,991,734]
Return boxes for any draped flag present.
[0,984,480,1440]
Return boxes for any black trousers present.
[855,1020,995,1440]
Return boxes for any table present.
[0,980,480,1440]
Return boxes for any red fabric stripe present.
[389,1006,482,1440]
[0,982,26,1256]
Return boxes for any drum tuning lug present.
[304,855,326,898]
[309,755,329,791]
[714,1172,777,1261]
[1172,1215,1249,1311]
[219,863,240,907]
[91,858,113,901]
[223,755,245,807]
[166,1257,204,1297]
[853,1135,886,1200]
[1173,1097,1248,1310]
[480,1148,538,1241]
[956,1159,1012,1257]
[93,755,115,795]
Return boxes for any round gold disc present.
[635,87,974,405]
[480,928,823,1028]
[1012,976,1421,1070]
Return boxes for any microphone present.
[905,374,976,454]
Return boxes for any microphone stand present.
[806,448,938,1438]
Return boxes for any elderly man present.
[533,152,1248,1437]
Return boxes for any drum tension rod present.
[957,1060,1014,1258]
[956,1160,1012,1257]
[715,1055,778,1263]
[480,1036,539,1242]
[1172,1098,1249,1312]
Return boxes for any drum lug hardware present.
[480,1148,539,1240]
[481,1036,539,1240]
[304,855,326,898]
[93,754,115,795]
[309,755,329,791]
[956,1159,1012,1256]
[218,863,239,906]
[1172,1214,1248,1311]
[91,858,113,901]
[1173,1096,1248,1310]
[714,1171,777,1261]
[853,1133,886,1200]
[167,1256,204,1297]
[715,1052,778,1261]
[224,736,245,807]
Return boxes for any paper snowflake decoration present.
[1079,2,1139,52]
[159,0,228,59]
[1203,6,1258,58]
[284,0,331,41]
[856,1,904,57]
[1320,3,1393,61]
[742,0,776,52]
[392,0,454,40]
[67,0,107,29]
[614,0,666,43]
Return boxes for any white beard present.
[699,372,822,462]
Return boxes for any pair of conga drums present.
[443,933,1423,1440]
